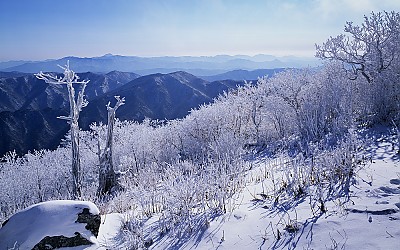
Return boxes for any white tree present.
[316,11,400,123]
[315,11,400,83]
[97,96,125,197]
[35,61,89,199]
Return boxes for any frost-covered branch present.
[35,61,90,86]
[316,11,400,83]
[107,95,125,112]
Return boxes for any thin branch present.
[57,115,72,121]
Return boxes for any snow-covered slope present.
[2,131,398,250]
[147,132,400,249]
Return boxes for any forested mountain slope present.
[81,71,242,126]
[0,71,139,156]
[0,71,242,156]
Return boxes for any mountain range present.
[0,54,319,76]
[0,70,243,156]
[0,54,312,156]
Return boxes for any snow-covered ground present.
[90,130,400,249]
[74,131,398,250]
[147,132,400,249]
[2,131,398,250]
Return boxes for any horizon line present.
[1,53,318,63]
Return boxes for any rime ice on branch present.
[315,11,400,83]
[35,61,89,199]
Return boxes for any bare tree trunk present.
[70,122,81,199]
[97,96,125,197]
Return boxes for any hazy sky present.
[1,0,400,61]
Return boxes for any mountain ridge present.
[0,54,319,75]
[201,68,287,81]
[0,70,243,156]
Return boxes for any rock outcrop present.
[0,200,101,250]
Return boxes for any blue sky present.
[1,0,400,61]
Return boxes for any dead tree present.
[35,61,89,199]
[97,96,125,197]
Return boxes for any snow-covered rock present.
[0,200,100,250]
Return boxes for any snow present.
[146,134,400,249]
[1,132,399,250]
[95,213,125,249]
[0,200,99,250]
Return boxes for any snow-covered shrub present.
[115,213,146,249]
[258,129,365,215]
[316,11,400,125]
[261,66,352,147]
[0,148,71,222]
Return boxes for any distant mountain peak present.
[169,70,196,77]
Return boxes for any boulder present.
[0,200,100,250]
